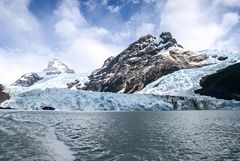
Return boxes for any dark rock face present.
[195,63,240,101]
[0,84,4,91]
[84,32,208,93]
[0,84,10,104]
[67,79,81,89]
[159,32,183,49]
[158,95,218,110]
[217,56,228,61]
[0,106,12,110]
[211,55,228,61]
[41,106,55,110]
[13,73,42,87]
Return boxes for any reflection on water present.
[0,110,240,161]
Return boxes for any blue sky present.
[0,0,240,83]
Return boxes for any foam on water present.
[0,112,75,161]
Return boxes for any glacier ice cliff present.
[2,88,240,111]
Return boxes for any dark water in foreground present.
[0,110,240,161]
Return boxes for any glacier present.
[140,50,240,96]
[1,49,240,111]
[2,87,240,111]
[1,88,171,111]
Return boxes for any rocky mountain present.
[83,32,208,93]
[13,73,42,87]
[195,63,240,101]
[13,59,76,87]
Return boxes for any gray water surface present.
[0,110,240,161]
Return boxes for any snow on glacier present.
[140,50,240,96]
[5,73,89,96]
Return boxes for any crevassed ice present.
[140,50,240,96]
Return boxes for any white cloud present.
[132,0,140,4]
[136,22,155,37]
[59,38,118,72]
[54,0,87,27]
[101,0,108,6]
[160,0,240,50]
[54,19,78,39]
[215,34,240,49]
[214,0,240,7]
[0,0,50,83]
[143,0,156,4]
[0,47,55,84]
[107,5,121,13]
[52,0,122,72]
[0,0,44,47]
[221,12,240,29]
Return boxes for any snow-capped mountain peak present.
[43,59,75,75]
[158,32,183,49]
[83,32,208,93]
[12,59,80,87]
[45,59,68,70]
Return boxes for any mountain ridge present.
[83,32,208,93]
[1,32,240,110]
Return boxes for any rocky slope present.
[83,32,208,93]
[13,73,42,87]
[195,63,240,101]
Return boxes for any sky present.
[0,0,240,83]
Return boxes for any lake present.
[0,110,240,161]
